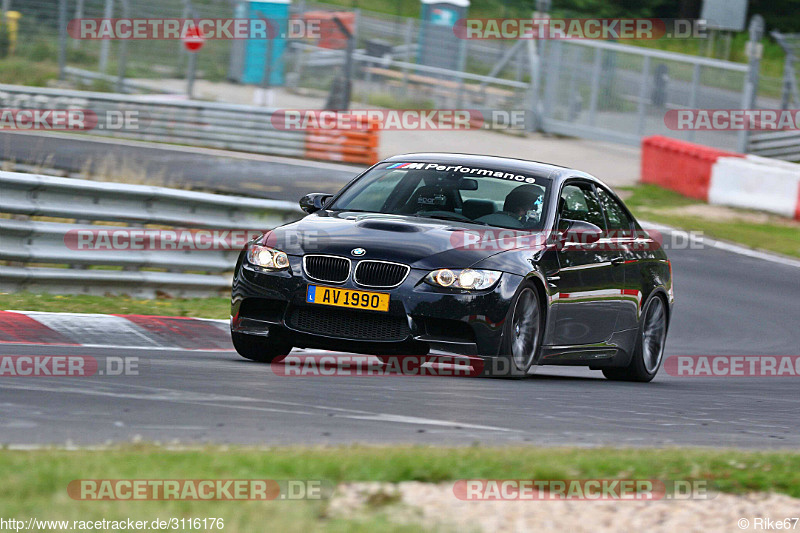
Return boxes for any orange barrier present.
[641,136,743,201]
[305,117,380,165]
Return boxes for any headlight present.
[246,244,290,270]
[425,269,501,290]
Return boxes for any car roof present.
[382,152,602,185]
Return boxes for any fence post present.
[636,56,651,137]
[542,39,562,131]
[98,0,113,73]
[402,18,413,93]
[73,0,84,49]
[115,0,130,92]
[687,63,701,143]
[57,0,67,80]
[588,47,601,127]
[737,15,764,154]
[456,38,467,108]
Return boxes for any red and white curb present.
[0,311,232,350]
[642,136,800,220]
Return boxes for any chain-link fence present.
[537,38,754,151]
[6,0,234,91]
[1,1,788,156]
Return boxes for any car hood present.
[260,211,546,270]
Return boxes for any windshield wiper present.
[410,213,488,226]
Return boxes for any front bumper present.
[231,254,520,357]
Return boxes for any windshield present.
[329,162,552,230]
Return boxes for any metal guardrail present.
[0,84,379,165]
[748,130,800,162]
[0,170,303,297]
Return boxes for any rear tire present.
[481,282,543,379]
[603,295,667,382]
[231,331,292,363]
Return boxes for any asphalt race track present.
[1,242,799,449]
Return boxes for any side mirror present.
[560,219,603,245]
[299,193,333,214]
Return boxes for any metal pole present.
[98,0,112,73]
[456,38,467,108]
[179,0,192,74]
[687,63,701,143]
[332,15,354,110]
[58,0,68,80]
[187,51,197,98]
[542,39,562,130]
[588,47,602,127]
[262,33,274,91]
[186,5,199,98]
[636,56,651,137]
[73,0,84,49]
[737,15,764,153]
[115,0,130,92]
[402,17,413,93]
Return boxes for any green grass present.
[0,292,229,318]
[0,56,59,86]
[622,184,800,259]
[0,446,798,532]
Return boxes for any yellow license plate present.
[306,285,390,312]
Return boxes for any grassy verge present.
[622,184,800,259]
[0,292,229,319]
[0,446,798,531]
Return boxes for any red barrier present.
[641,136,743,201]
[796,183,800,221]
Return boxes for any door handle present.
[611,257,625,266]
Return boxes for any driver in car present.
[502,184,544,227]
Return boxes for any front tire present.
[603,295,667,382]
[481,282,543,378]
[231,331,292,363]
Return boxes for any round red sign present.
[183,27,205,52]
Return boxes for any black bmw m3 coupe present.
[231,153,673,381]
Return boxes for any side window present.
[558,183,606,230]
[596,187,633,238]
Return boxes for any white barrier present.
[709,156,800,219]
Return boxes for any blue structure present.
[241,0,290,86]
[418,0,470,71]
